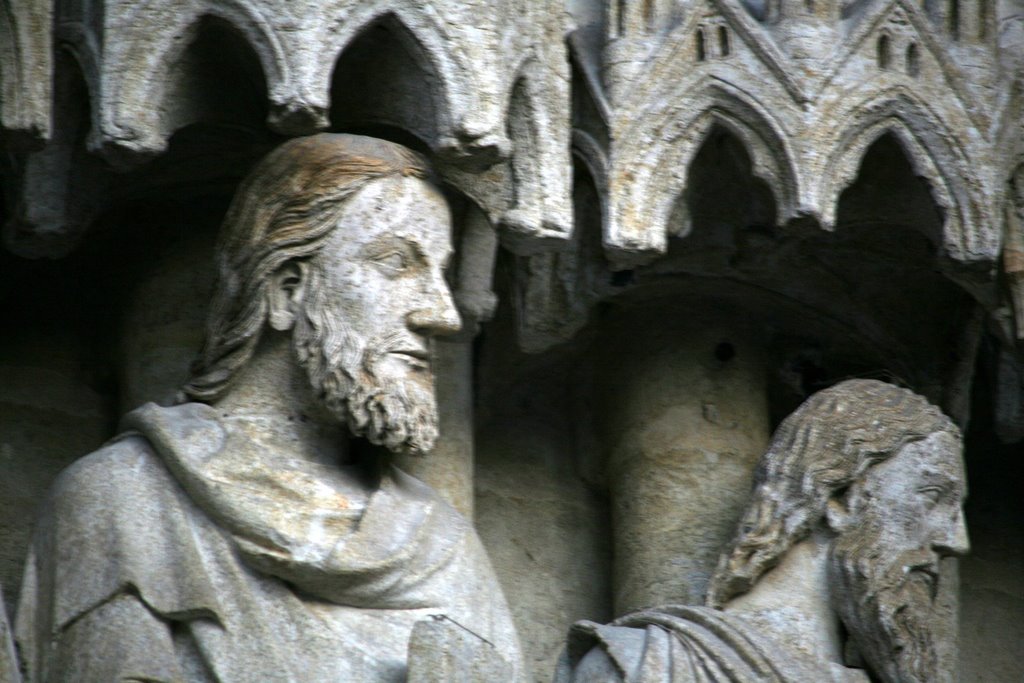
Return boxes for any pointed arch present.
[328,12,454,155]
[97,0,286,164]
[819,88,993,263]
[604,80,800,265]
[317,4,501,159]
[435,49,572,252]
[675,123,779,243]
[496,57,572,244]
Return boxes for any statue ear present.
[824,484,856,533]
[266,261,307,332]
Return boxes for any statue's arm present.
[555,620,697,683]
[46,593,184,683]
[553,623,637,683]
[564,646,625,683]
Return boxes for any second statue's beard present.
[292,289,440,456]
[828,526,940,683]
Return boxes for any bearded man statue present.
[15,134,521,682]
[557,379,969,683]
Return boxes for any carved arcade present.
[1,1,1022,682]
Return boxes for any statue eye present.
[918,486,944,505]
[375,252,408,273]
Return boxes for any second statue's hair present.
[705,379,957,608]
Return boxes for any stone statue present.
[14,134,521,682]
[556,379,969,683]
[0,586,19,683]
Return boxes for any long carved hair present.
[705,379,957,608]
[181,133,430,403]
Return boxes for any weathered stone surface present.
[2,0,573,257]
[0,339,108,622]
[592,0,1005,268]
[1,1,1023,681]
[598,310,770,611]
[559,380,969,683]
[475,411,612,682]
[14,135,522,681]
[117,230,216,412]
[407,616,514,683]
[0,0,51,143]
[394,340,477,518]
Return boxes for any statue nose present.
[933,509,970,557]
[407,282,462,336]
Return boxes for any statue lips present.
[389,347,430,371]
[370,331,432,372]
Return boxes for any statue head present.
[707,379,968,683]
[182,133,461,455]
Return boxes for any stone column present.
[601,309,769,614]
[394,339,475,519]
[118,231,214,412]
[391,204,495,522]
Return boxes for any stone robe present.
[16,403,520,682]
[555,605,859,683]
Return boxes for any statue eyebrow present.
[918,471,959,494]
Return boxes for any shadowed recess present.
[330,15,444,152]
[674,125,777,249]
[163,15,270,135]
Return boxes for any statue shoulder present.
[48,432,170,509]
[559,606,825,683]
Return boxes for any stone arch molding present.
[435,53,573,251]
[26,0,572,255]
[497,54,572,244]
[605,81,800,266]
[818,89,995,264]
[0,0,51,141]
[315,3,502,160]
[88,0,552,175]
[97,0,290,163]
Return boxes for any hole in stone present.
[715,342,736,362]
[906,43,920,77]
[696,29,707,61]
[718,27,730,56]
[330,14,443,146]
[877,34,891,70]
[833,483,851,503]
[610,269,635,287]
[796,358,828,395]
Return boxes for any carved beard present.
[291,279,439,456]
[828,524,940,683]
